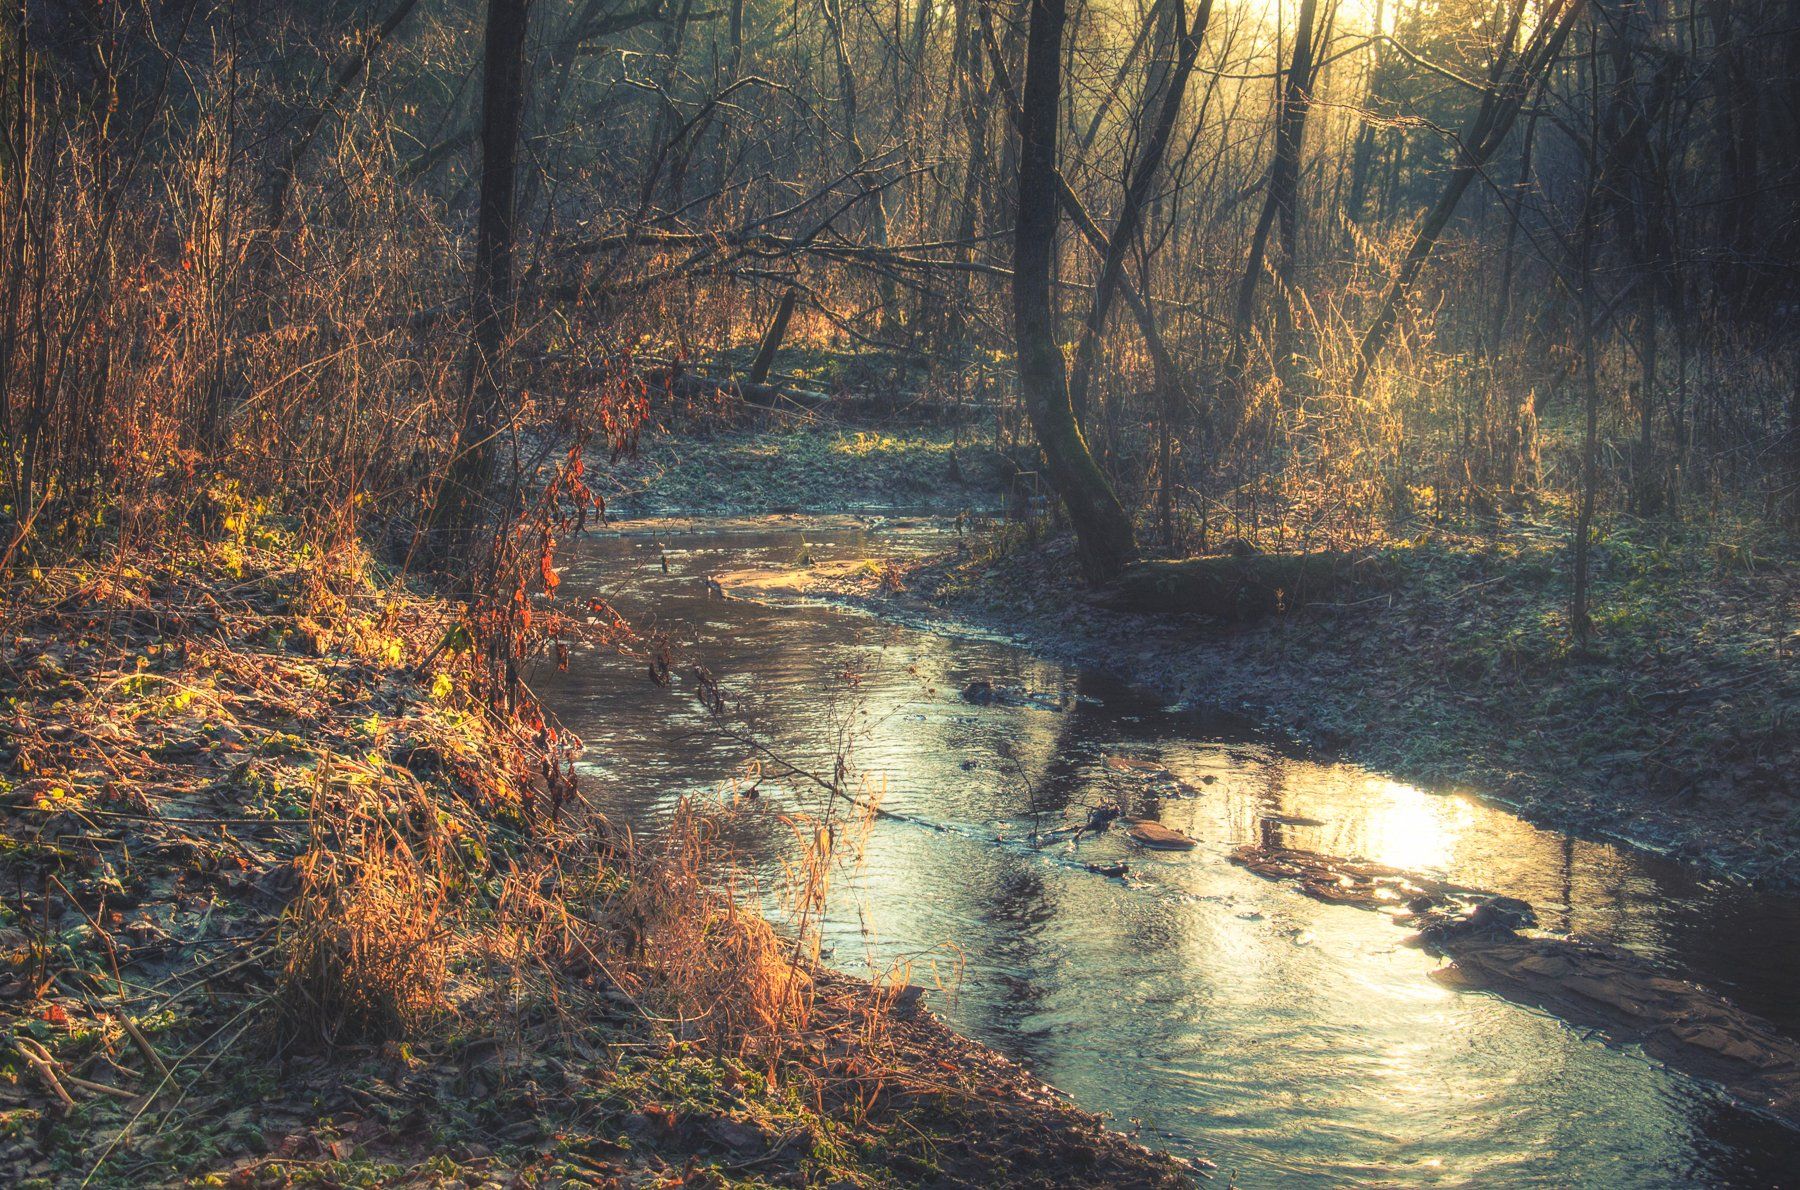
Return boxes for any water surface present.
[537,515,1800,1187]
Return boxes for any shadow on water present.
[534,514,1800,1188]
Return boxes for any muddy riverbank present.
[600,420,1797,889]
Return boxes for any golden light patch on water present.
[1372,1040,1437,1099]
[1240,761,1487,875]
[1352,777,1478,874]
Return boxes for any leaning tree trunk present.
[977,4,1186,404]
[434,0,530,556]
[1014,0,1137,582]
[1065,0,1214,422]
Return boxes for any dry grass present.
[268,719,851,1069]
[601,804,817,1061]
[0,532,1202,1187]
[278,773,457,1046]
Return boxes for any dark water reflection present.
[536,515,1800,1188]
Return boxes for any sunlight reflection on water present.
[539,515,1800,1188]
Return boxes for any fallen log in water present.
[1229,843,1489,910]
[1427,926,1800,1125]
[1231,843,1800,1125]
[1097,551,1364,619]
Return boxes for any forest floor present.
[596,420,1013,518]
[605,414,1799,888]
[0,525,1193,1186]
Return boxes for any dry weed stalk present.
[278,763,458,1045]
[603,802,815,1063]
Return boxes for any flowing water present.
[537,514,1800,1187]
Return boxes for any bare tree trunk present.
[1573,235,1599,654]
[1014,0,1137,582]
[1489,89,1544,350]
[1785,369,1800,525]
[1066,0,1215,421]
[978,4,1189,427]
[1079,0,1174,153]
[435,0,530,556]
[1601,39,1677,515]
[748,288,798,385]
[1706,0,1758,310]
[1344,0,1385,224]
[1230,0,1324,378]
[1571,16,1602,655]
[821,0,896,326]
[946,0,994,350]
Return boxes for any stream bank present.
[894,526,1798,888]
[623,414,1795,888]
[0,526,1192,1187]
[550,512,1800,1184]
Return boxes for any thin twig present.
[14,1037,77,1112]
[119,1014,172,1082]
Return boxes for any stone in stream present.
[1127,819,1198,850]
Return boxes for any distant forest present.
[2,0,1795,587]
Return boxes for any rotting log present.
[1098,551,1360,619]
[649,367,831,412]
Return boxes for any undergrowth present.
[0,513,1189,1186]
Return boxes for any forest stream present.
[538,514,1800,1188]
